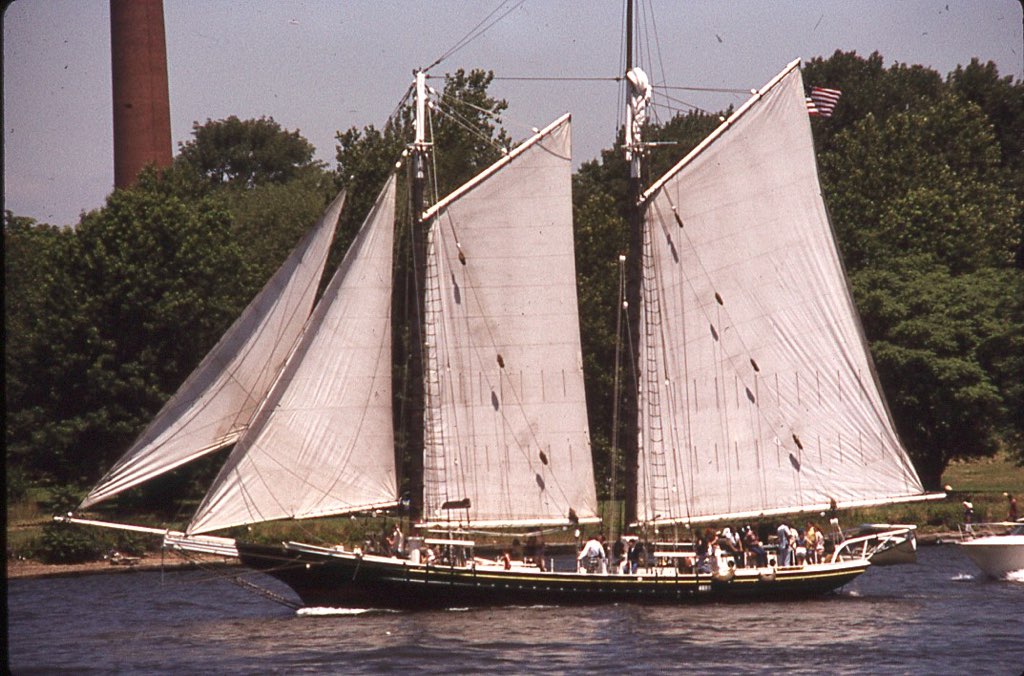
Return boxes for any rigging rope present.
[166,547,303,610]
[425,0,527,72]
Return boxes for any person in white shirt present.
[577,534,607,573]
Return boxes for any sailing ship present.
[64,20,942,608]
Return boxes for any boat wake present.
[297,607,398,616]
[1004,569,1024,583]
[951,573,976,582]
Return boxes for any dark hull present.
[237,542,868,610]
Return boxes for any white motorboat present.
[958,522,1024,579]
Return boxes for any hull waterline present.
[237,541,868,609]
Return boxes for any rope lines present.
[424,0,527,73]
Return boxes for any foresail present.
[420,115,600,528]
[188,176,397,535]
[637,62,926,525]
[80,190,346,509]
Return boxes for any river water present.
[7,545,1022,674]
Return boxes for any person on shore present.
[1006,493,1018,522]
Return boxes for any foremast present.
[621,0,651,531]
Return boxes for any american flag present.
[805,86,842,118]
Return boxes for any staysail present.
[189,176,398,535]
[420,115,600,528]
[637,61,927,525]
[81,190,346,509]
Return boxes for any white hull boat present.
[959,523,1024,579]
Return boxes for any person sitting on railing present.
[743,526,768,567]
[717,527,742,567]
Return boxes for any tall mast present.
[404,70,429,522]
[622,0,643,528]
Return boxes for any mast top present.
[414,70,429,151]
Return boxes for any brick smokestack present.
[110,0,172,188]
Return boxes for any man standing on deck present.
[578,534,607,574]
[777,523,793,566]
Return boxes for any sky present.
[4,0,1022,226]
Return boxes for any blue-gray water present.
[8,545,1023,674]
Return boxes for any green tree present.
[948,58,1024,268]
[427,69,511,197]
[802,50,945,152]
[172,117,340,292]
[812,52,1024,476]
[820,93,1016,273]
[177,115,320,189]
[6,119,348,500]
[853,258,1017,486]
[5,185,249,484]
[4,212,76,477]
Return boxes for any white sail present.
[81,190,346,509]
[189,176,397,534]
[637,61,926,525]
[420,115,600,528]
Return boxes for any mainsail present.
[189,176,398,534]
[81,190,347,509]
[637,61,926,525]
[420,115,600,528]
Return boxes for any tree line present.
[5,53,1022,509]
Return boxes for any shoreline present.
[7,553,241,580]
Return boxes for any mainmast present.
[404,70,430,521]
[621,0,647,528]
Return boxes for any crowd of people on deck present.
[361,518,841,575]
[573,521,834,575]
